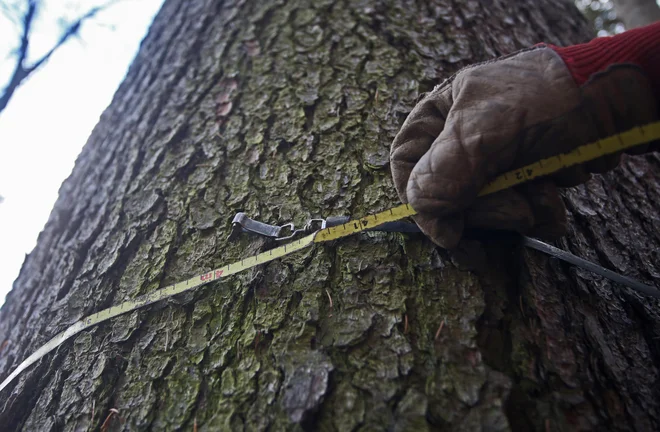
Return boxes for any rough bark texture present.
[1,0,659,431]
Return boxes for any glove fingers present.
[463,181,567,239]
[649,140,660,153]
[584,152,622,174]
[625,143,650,156]
[463,189,535,234]
[552,165,591,187]
[390,86,452,204]
[406,131,478,215]
[521,181,568,239]
[407,107,523,216]
[412,212,465,249]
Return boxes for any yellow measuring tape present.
[1,122,659,393]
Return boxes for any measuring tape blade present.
[315,122,660,240]
[0,234,316,393]
[479,122,660,195]
[2,122,659,394]
[314,203,417,242]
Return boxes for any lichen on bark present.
[1,0,659,431]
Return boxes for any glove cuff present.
[544,21,660,98]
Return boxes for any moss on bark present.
[1,0,659,431]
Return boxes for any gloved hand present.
[390,46,659,249]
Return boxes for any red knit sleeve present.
[544,21,660,97]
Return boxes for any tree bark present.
[1,0,659,431]
[612,0,660,29]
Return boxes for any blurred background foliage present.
[575,0,624,35]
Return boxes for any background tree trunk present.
[1,0,659,430]
[612,0,660,29]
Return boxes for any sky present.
[0,0,165,305]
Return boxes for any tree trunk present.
[612,0,660,29]
[1,0,659,430]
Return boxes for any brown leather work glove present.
[390,46,659,249]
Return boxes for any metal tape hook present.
[227,213,296,241]
[228,214,354,242]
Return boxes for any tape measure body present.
[1,122,659,393]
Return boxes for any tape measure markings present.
[479,122,660,196]
[314,203,417,242]
[0,234,316,393]
[1,122,659,394]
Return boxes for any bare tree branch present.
[0,0,22,26]
[0,0,118,114]
[0,0,36,113]
[27,3,110,73]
